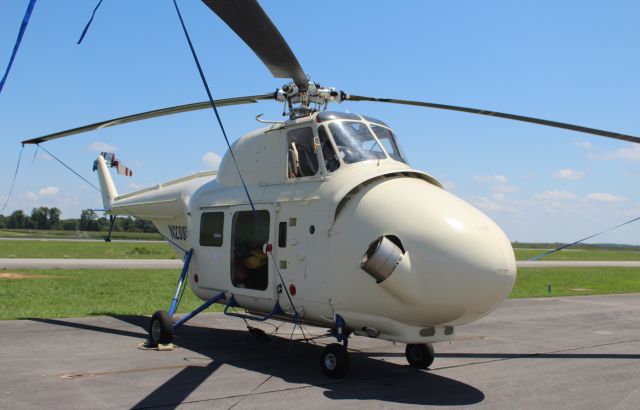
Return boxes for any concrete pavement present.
[1,293,640,409]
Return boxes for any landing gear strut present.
[405,343,435,369]
[321,314,350,378]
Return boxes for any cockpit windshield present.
[328,121,386,164]
[370,125,408,164]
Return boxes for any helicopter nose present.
[334,176,516,325]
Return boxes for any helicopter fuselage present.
[105,111,516,344]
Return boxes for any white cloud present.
[554,168,585,181]
[35,152,52,161]
[534,190,577,200]
[617,145,640,162]
[576,140,592,149]
[584,192,627,203]
[623,171,640,177]
[588,144,640,162]
[202,152,222,170]
[21,191,38,201]
[38,186,59,196]
[473,174,508,184]
[89,141,117,152]
[441,180,456,190]
[493,184,518,193]
[471,197,504,212]
[470,193,518,213]
[129,183,147,190]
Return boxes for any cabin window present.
[371,125,407,163]
[231,210,270,290]
[328,121,386,164]
[287,127,319,178]
[200,212,224,247]
[318,125,340,172]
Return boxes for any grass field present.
[0,229,162,240]
[3,239,640,261]
[511,267,640,298]
[0,240,178,259]
[1,267,640,320]
[0,269,210,320]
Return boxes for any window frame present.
[199,211,224,247]
[285,126,321,179]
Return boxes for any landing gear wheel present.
[321,343,350,378]
[405,343,435,369]
[148,310,173,346]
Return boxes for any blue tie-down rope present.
[0,0,37,96]
[77,0,105,44]
[529,215,640,261]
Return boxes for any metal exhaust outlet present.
[360,236,405,283]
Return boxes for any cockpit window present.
[318,125,340,172]
[371,125,408,163]
[328,121,386,164]
[361,115,389,128]
[287,127,319,178]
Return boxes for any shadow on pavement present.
[30,315,485,408]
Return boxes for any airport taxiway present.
[1,293,639,409]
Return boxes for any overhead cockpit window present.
[361,115,390,128]
[328,121,386,164]
[371,125,408,164]
[318,126,340,172]
[287,127,319,178]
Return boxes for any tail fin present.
[93,154,118,210]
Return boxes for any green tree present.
[79,209,99,231]
[31,207,50,229]
[48,208,61,229]
[62,219,77,231]
[7,210,25,229]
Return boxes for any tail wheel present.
[321,343,350,378]
[148,310,173,346]
[405,343,435,369]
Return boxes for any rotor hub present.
[276,81,344,119]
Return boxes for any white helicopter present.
[21,0,640,378]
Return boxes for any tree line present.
[0,207,157,233]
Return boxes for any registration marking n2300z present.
[168,225,187,241]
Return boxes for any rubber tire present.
[148,310,173,346]
[405,343,435,369]
[321,343,350,378]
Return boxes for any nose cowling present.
[331,176,516,326]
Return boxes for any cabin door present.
[228,206,277,308]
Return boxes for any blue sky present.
[1,0,639,244]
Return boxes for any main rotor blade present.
[21,93,275,145]
[201,0,307,90]
[346,94,640,144]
